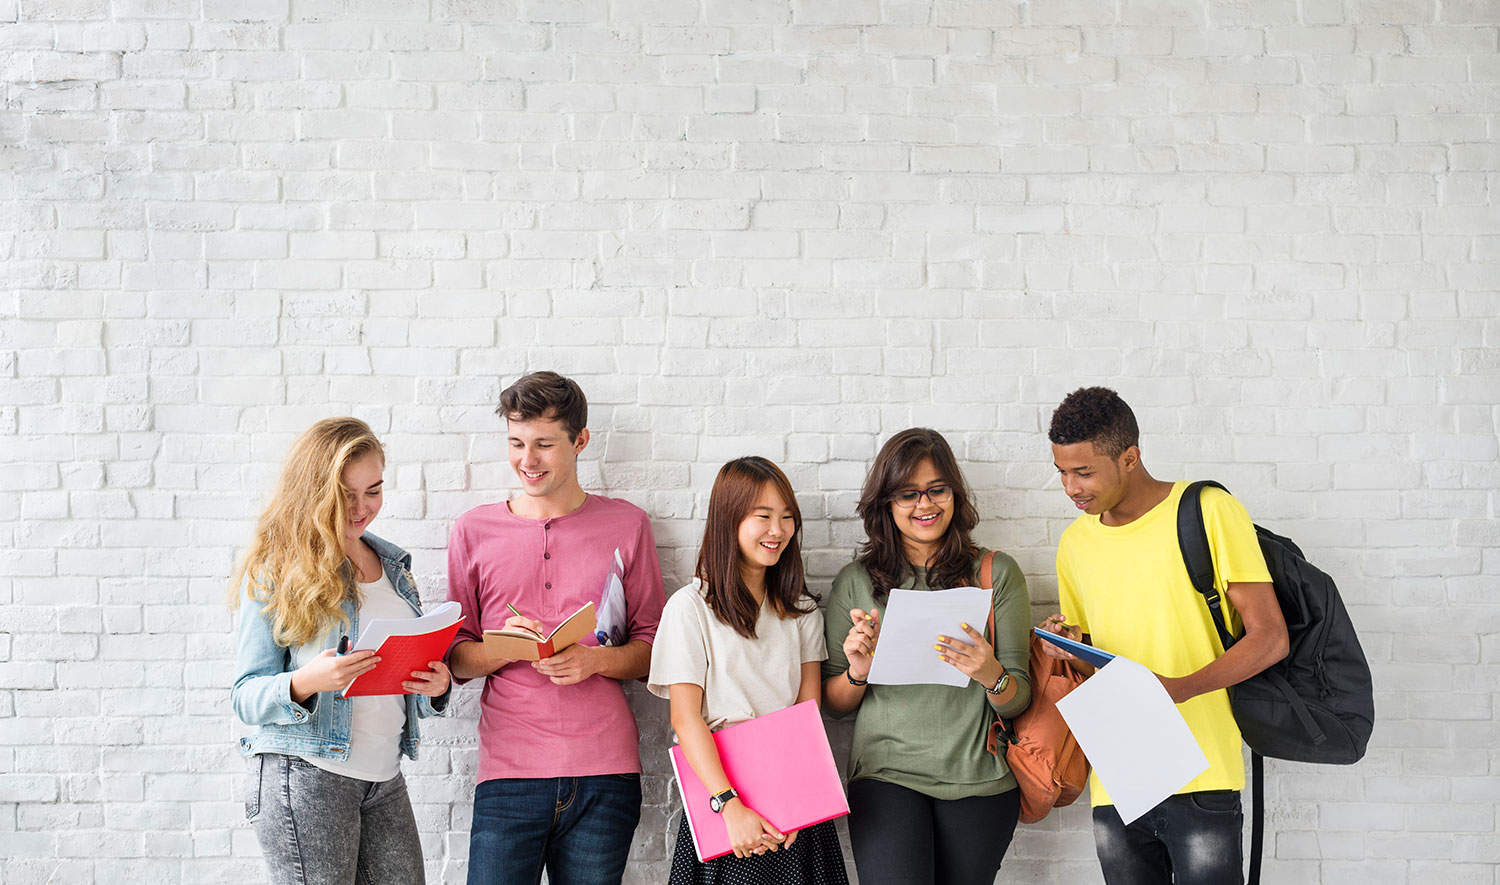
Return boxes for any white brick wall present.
[2,0,1497,882]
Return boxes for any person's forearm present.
[1170,630,1287,701]
[450,639,510,681]
[674,708,733,794]
[590,639,652,680]
[822,672,865,715]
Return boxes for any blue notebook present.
[1033,627,1116,669]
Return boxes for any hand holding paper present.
[866,587,992,688]
[1054,654,1209,824]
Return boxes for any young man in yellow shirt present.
[1038,387,1289,885]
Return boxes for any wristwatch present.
[708,787,739,814]
[984,668,1011,695]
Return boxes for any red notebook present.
[342,601,464,698]
[669,700,849,862]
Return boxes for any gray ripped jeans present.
[246,753,425,885]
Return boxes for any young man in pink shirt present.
[447,371,666,885]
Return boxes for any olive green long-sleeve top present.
[823,549,1033,800]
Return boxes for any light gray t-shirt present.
[648,579,827,732]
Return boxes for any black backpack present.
[1177,481,1374,884]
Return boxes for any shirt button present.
[544,553,550,559]
[545,582,552,589]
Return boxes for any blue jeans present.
[1093,791,1244,885]
[468,774,642,885]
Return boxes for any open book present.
[483,601,596,660]
[342,601,464,698]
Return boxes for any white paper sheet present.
[866,587,993,688]
[1055,656,1210,824]
[350,600,463,652]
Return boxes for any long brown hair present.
[228,417,384,647]
[856,428,980,601]
[695,456,817,639]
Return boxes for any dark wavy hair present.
[856,428,980,602]
[1048,386,1139,459]
[696,457,817,639]
[497,371,588,442]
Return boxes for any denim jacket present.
[231,532,450,761]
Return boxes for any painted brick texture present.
[1,0,1498,883]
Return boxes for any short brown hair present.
[497,371,588,441]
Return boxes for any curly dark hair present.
[1048,387,1139,459]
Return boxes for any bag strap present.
[1175,480,1236,651]
[980,550,1018,750]
[1249,752,1264,885]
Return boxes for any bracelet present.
[846,669,868,686]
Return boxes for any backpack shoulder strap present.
[1176,480,1236,651]
[1249,752,1265,885]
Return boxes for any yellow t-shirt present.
[1057,481,1272,806]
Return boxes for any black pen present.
[337,635,351,655]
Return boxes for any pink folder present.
[669,699,849,862]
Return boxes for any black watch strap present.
[709,787,738,813]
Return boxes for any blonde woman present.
[229,418,450,885]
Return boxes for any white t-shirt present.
[647,578,827,732]
[301,570,411,782]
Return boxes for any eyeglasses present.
[890,484,953,509]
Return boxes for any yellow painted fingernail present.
[933,644,944,651]
[961,622,970,630]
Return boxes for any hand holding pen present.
[471,602,547,677]
[289,638,380,704]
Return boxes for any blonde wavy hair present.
[228,417,385,648]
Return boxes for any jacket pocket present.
[245,754,263,821]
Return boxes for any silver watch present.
[984,668,1011,695]
[708,787,739,813]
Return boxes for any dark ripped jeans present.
[1093,790,1244,885]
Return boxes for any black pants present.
[847,778,1021,885]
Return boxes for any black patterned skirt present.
[668,815,851,885]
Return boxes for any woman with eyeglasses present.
[823,428,1033,885]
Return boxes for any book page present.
[351,600,462,652]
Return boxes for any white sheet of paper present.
[1055,656,1210,825]
[351,600,463,652]
[866,587,993,688]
